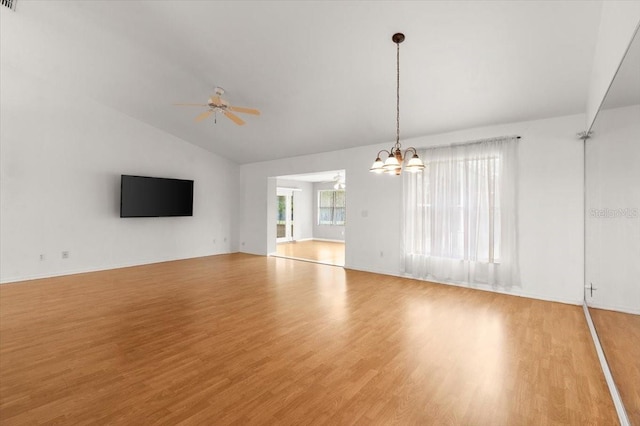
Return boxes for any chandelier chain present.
[396,42,400,150]
[369,32,425,176]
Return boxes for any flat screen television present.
[120,175,194,218]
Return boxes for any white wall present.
[312,182,346,241]
[586,2,640,130]
[586,104,640,314]
[0,64,239,283]
[239,113,586,305]
[275,178,313,242]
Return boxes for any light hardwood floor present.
[590,308,640,425]
[275,240,345,266]
[0,254,617,424]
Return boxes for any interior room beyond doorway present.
[272,170,346,267]
[276,240,345,266]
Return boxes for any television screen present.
[120,175,194,218]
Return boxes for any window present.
[419,156,500,263]
[402,137,519,286]
[318,190,346,225]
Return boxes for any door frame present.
[276,188,294,243]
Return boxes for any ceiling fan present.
[318,173,347,189]
[173,87,260,126]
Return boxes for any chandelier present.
[370,33,425,175]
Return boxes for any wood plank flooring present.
[275,240,345,266]
[0,254,617,425]
[590,308,640,425]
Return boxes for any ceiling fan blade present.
[174,103,208,107]
[228,106,260,115]
[195,110,212,122]
[224,111,245,126]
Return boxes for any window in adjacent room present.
[318,190,346,226]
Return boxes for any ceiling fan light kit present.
[370,33,425,176]
[174,86,260,126]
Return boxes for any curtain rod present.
[420,135,521,151]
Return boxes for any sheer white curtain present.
[402,137,519,287]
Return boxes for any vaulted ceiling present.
[1,1,603,164]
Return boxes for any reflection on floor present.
[590,308,640,425]
[275,240,345,266]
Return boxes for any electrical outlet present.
[380,251,384,257]
[213,239,217,244]
[62,251,69,259]
[224,237,227,242]
[40,254,45,261]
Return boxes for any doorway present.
[271,170,346,267]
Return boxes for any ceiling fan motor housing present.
[208,97,229,108]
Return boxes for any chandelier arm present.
[377,149,391,158]
[404,146,418,157]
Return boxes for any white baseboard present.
[344,263,406,279]
[279,238,344,243]
[343,263,582,306]
[269,253,344,267]
[0,251,236,284]
[272,238,345,248]
[584,300,640,315]
[583,303,630,426]
[311,238,345,243]
[432,279,582,306]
